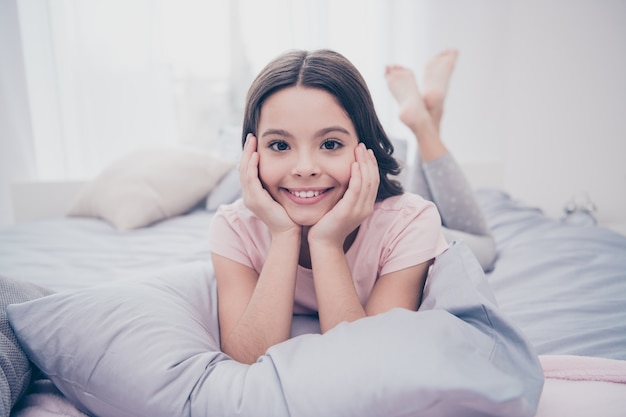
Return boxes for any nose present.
[291,150,320,177]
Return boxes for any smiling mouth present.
[287,188,330,199]
[291,190,320,198]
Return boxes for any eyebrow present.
[260,126,351,139]
[318,126,351,137]
[260,129,292,139]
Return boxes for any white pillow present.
[67,147,233,230]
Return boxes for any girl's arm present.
[215,134,301,364]
[308,243,432,332]
[308,144,438,331]
[308,240,365,332]
[213,227,300,364]
[308,144,379,332]
[364,261,431,315]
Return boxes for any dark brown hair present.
[242,49,403,201]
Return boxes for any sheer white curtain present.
[1,0,36,228]
[13,0,429,182]
[18,0,179,180]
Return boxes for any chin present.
[285,210,326,227]
[291,215,323,227]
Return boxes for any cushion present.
[205,166,241,211]
[7,243,543,417]
[0,276,53,417]
[67,147,233,230]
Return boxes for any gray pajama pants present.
[401,153,496,271]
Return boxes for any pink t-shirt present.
[209,193,449,314]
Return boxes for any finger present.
[245,135,260,183]
[240,135,264,200]
[239,134,255,179]
[364,148,380,193]
[353,144,378,208]
[242,133,255,158]
[358,145,377,179]
[343,144,366,210]
[347,161,361,199]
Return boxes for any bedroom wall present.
[424,0,626,234]
[503,1,626,233]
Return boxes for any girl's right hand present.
[240,134,300,235]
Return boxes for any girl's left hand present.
[308,143,379,246]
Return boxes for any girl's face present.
[256,86,359,226]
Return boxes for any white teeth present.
[292,190,320,198]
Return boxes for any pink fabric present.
[540,354,626,383]
[535,355,626,417]
[210,193,448,314]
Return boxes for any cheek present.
[257,155,279,187]
[335,155,356,186]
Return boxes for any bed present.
[1,147,625,417]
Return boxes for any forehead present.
[259,87,354,133]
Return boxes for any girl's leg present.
[422,49,459,134]
[384,63,439,201]
[385,64,446,162]
[386,50,496,271]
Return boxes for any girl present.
[210,49,448,364]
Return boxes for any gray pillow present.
[7,244,543,417]
[0,276,53,417]
[205,167,242,211]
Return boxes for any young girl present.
[209,49,448,364]
[385,50,497,271]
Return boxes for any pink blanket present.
[540,354,626,383]
[536,355,626,417]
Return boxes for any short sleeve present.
[209,204,255,269]
[379,196,448,277]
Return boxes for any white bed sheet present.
[479,190,626,360]
[0,209,213,292]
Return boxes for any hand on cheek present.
[348,143,379,219]
[309,143,379,246]
[240,134,299,235]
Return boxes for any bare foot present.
[423,49,459,130]
[384,65,430,133]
